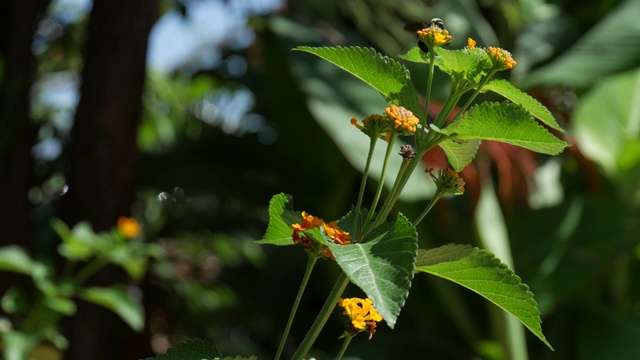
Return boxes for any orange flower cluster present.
[385,105,420,134]
[117,216,141,238]
[487,46,517,70]
[291,211,351,260]
[416,27,452,48]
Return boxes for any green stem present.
[73,257,109,286]
[334,335,353,360]
[372,157,413,228]
[292,272,350,360]
[275,256,318,360]
[353,136,378,238]
[361,133,397,236]
[445,68,498,127]
[422,50,436,125]
[413,191,444,226]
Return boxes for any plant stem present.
[275,256,318,360]
[334,335,353,360]
[413,191,443,226]
[361,133,397,236]
[73,257,109,286]
[353,136,378,237]
[422,50,436,125]
[292,272,350,360]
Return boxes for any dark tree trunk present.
[62,0,157,358]
[0,0,50,248]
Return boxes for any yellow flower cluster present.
[467,37,476,49]
[416,27,452,48]
[385,105,420,133]
[487,46,517,70]
[117,216,141,238]
[291,211,351,259]
[338,297,383,339]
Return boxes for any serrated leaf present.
[144,339,222,360]
[327,213,418,328]
[482,79,564,133]
[439,138,481,171]
[77,286,144,332]
[257,193,300,246]
[415,244,553,350]
[441,101,569,155]
[294,46,422,117]
[398,47,430,64]
[434,47,490,83]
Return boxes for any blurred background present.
[1,0,639,359]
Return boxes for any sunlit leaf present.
[482,79,564,132]
[439,138,481,171]
[415,244,553,349]
[294,46,422,116]
[257,193,300,246]
[441,101,569,154]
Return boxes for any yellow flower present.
[338,297,384,339]
[385,105,420,134]
[117,216,141,238]
[291,211,350,260]
[416,27,452,48]
[467,38,476,49]
[487,46,517,70]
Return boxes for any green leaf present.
[328,213,418,328]
[257,193,300,246]
[439,138,481,171]
[415,244,553,350]
[44,295,77,316]
[0,246,38,276]
[77,286,144,331]
[482,79,564,133]
[1,331,39,360]
[144,339,222,360]
[294,46,422,117]
[441,101,569,155]
[434,47,490,83]
[398,47,431,64]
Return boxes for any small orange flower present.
[117,216,141,238]
[385,105,420,134]
[351,114,391,140]
[487,46,517,70]
[291,211,350,260]
[338,297,383,339]
[467,38,476,49]
[428,168,466,196]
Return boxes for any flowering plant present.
[151,19,568,359]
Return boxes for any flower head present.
[385,105,420,134]
[351,114,392,140]
[487,46,516,70]
[416,26,452,50]
[338,297,383,339]
[428,168,465,196]
[117,216,141,238]
[467,37,477,49]
[291,211,351,260]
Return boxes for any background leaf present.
[294,46,422,117]
[144,338,222,360]
[328,213,418,328]
[415,244,552,349]
[257,193,300,246]
[441,101,569,154]
[0,246,39,276]
[481,79,564,132]
[77,286,145,332]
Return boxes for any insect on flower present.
[404,18,446,52]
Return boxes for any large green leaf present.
[77,286,144,332]
[144,339,222,360]
[438,138,481,171]
[433,47,490,83]
[441,101,569,154]
[327,213,418,328]
[0,246,39,276]
[482,79,564,132]
[415,244,552,349]
[257,193,300,246]
[294,46,422,117]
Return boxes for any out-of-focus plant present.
[0,217,162,360]
[150,18,569,359]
